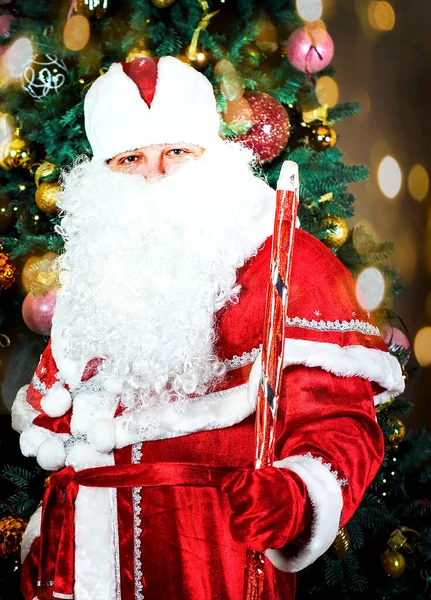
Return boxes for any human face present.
[107,143,205,180]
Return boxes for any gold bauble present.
[321,216,349,249]
[332,526,351,558]
[388,419,406,449]
[255,17,278,53]
[35,161,56,183]
[74,0,109,19]
[35,182,60,213]
[151,0,176,7]
[309,123,337,152]
[0,515,28,558]
[184,45,208,70]
[0,135,34,171]
[380,549,406,578]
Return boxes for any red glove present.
[221,466,311,552]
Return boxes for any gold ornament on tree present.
[0,515,28,558]
[380,526,419,578]
[321,216,349,249]
[332,526,351,558]
[34,162,59,213]
[308,123,337,152]
[22,253,59,296]
[183,3,219,70]
[254,16,278,53]
[388,419,406,449]
[0,128,34,171]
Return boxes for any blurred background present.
[325,0,431,429]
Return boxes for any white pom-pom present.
[11,385,35,433]
[87,419,116,453]
[36,438,66,471]
[20,426,50,457]
[41,383,72,418]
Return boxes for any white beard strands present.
[54,142,274,412]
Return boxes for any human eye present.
[166,148,188,157]
[120,154,139,164]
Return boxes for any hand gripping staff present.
[243,160,299,600]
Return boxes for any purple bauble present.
[0,15,14,39]
[383,326,411,358]
[286,26,334,74]
[22,288,57,335]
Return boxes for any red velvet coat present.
[13,230,404,600]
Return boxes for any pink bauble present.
[285,26,334,74]
[383,326,411,357]
[22,288,57,335]
[235,92,290,164]
[0,14,14,39]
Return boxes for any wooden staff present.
[243,160,299,600]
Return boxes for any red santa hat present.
[84,56,222,162]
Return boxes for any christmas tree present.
[0,0,429,598]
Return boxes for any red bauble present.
[383,325,411,359]
[235,92,290,164]
[22,288,57,335]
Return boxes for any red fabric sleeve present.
[26,339,72,434]
[275,364,384,526]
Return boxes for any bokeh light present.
[63,15,91,52]
[297,0,323,22]
[377,155,402,199]
[368,1,396,31]
[5,37,33,78]
[407,164,429,202]
[414,327,431,367]
[356,267,385,310]
[316,75,339,108]
[425,291,431,323]
[393,230,417,284]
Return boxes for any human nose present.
[133,154,165,180]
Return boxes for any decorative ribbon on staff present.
[243,160,299,600]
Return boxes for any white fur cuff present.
[266,454,343,573]
[21,506,42,563]
[11,385,38,433]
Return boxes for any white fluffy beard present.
[53,142,274,410]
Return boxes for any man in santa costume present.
[12,57,404,600]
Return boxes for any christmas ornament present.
[255,17,278,53]
[35,182,60,213]
[0,251,17,290]
[22,255,59,296]
[0,515,28,558]
[375,396,396,413]
[22,287,57,335]
[332,526,351,558]
[74,0,109,19]
[383,326,411,359]
[285,26,334,75]
[388,419,406,449]
[302,104,328,124]
[381,549,405,578]
[151,0,176,7]
[185,7,219,70]
[220,73,244,102]
[63,14,91,51]
[22,54,68,99]
[0,194,13,233]
[308,123,337,151]
[321,216,348,249]
[183,45,208,70]
[0,128,34,170]
[235,92,290,164]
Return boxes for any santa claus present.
[12,56,404,600]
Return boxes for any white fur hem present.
[266,454,343,572]
[113,383,252,448]
[21,506,42,563]
[282,339,404,405]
